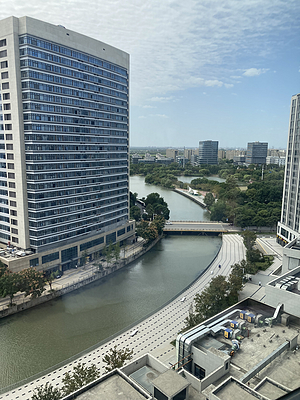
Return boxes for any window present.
[7,163,14,169]
[9,191,16,198]
[11,228,18,235]
[10,200,16,207]
[42,252,59,264]
[10,209,17,216]
[5,124,12,131]
[5,134,12,140]
[117,228,125,236]
[30,258,39,267]
[2,82,9,90]
[7,172,15,179]
[106,232,116,244]
[0,61,8,68]
[6,144,13,150]
[1,71,8,79]
[3,104,10,110]
[61,246,78,263]
[0,39,6,47]
[7,154,14,160]
[4,114,11,120]
[8,182,15,188]
[11,219,17,225]
[0,50,7,58]
[2,93,10,100]
[11,236,18,243]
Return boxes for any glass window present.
[61,246,78,263]
[0,39,6,47]
[2,82,9,89]
[42,252,59,264]
[1,71,8,79]
[0,61,8,68]
[0,50,7,58]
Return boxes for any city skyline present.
[2,2,300,147]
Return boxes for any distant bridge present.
[163,221,241,234]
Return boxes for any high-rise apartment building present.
[166,148,178,161]
[0,16,134,272]
[198,140,218,165]
[246,142,268,164]
[278,93,300,245]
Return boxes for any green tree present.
[0,271,21,306]
[130,205,141,221]
[102,345,133,372]
[113,242,120,264]
[241,230,256,251]
[210,200,227,221]
[151,215,165,235]
[31,383,62,400]
[204,192,215,208]
[62,363,100,396]
[44,270,60,291]
[18,268,45,299]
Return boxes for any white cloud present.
[150,114,169,118]
[243,68,269,77]
[224,83,234,88]
[2,0,298,104]
[138,115,146,119]
[149,96,175,102]
[142,105,157,109]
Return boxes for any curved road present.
[1,234,245,399]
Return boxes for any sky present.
[1,0,300,149]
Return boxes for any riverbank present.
[0,235,162,319]
[173,188,207,208]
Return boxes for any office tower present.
[198,140,218,165]
[278,93,300,244]
[0,16,134,271]
[166,148,178,161]
[246,142,268,164]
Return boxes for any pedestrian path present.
[0,234,245,400]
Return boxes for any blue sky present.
[2,0,300,148]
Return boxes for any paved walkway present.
[0,234,246,399]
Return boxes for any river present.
[0,176,220,389]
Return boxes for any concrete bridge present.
[163,221,241,234]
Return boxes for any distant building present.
[218,149,226,159]
[166,148,178,161]
[131,154,142,164]
[246,142,268,165]
[190,154,198,166]
[184,149,193,160]
[278,93,300,244]
[156,154,173,165]
[226,149,246,160]
[198,140,218,165]
[266,156,285,166]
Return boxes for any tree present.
[18,268,45,299]
[113,242,120,264]
[130,205,141,221]
[0,271,21,306]
[241,230,256,251]
[204,192,215,208]
[104,242,114,265]
[102,345,133,372]
[44,270,60,291]
[31,382,62,400]
[62,363,100,396]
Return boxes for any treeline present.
[130,192,170,242]
[196,170,283,228]
[185,231,272,330]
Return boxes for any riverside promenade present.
[0,234,245,399]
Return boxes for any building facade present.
[278,93,300,244]
[0,16,134,272]
[246,141,268,164]
[198,140,218,165]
